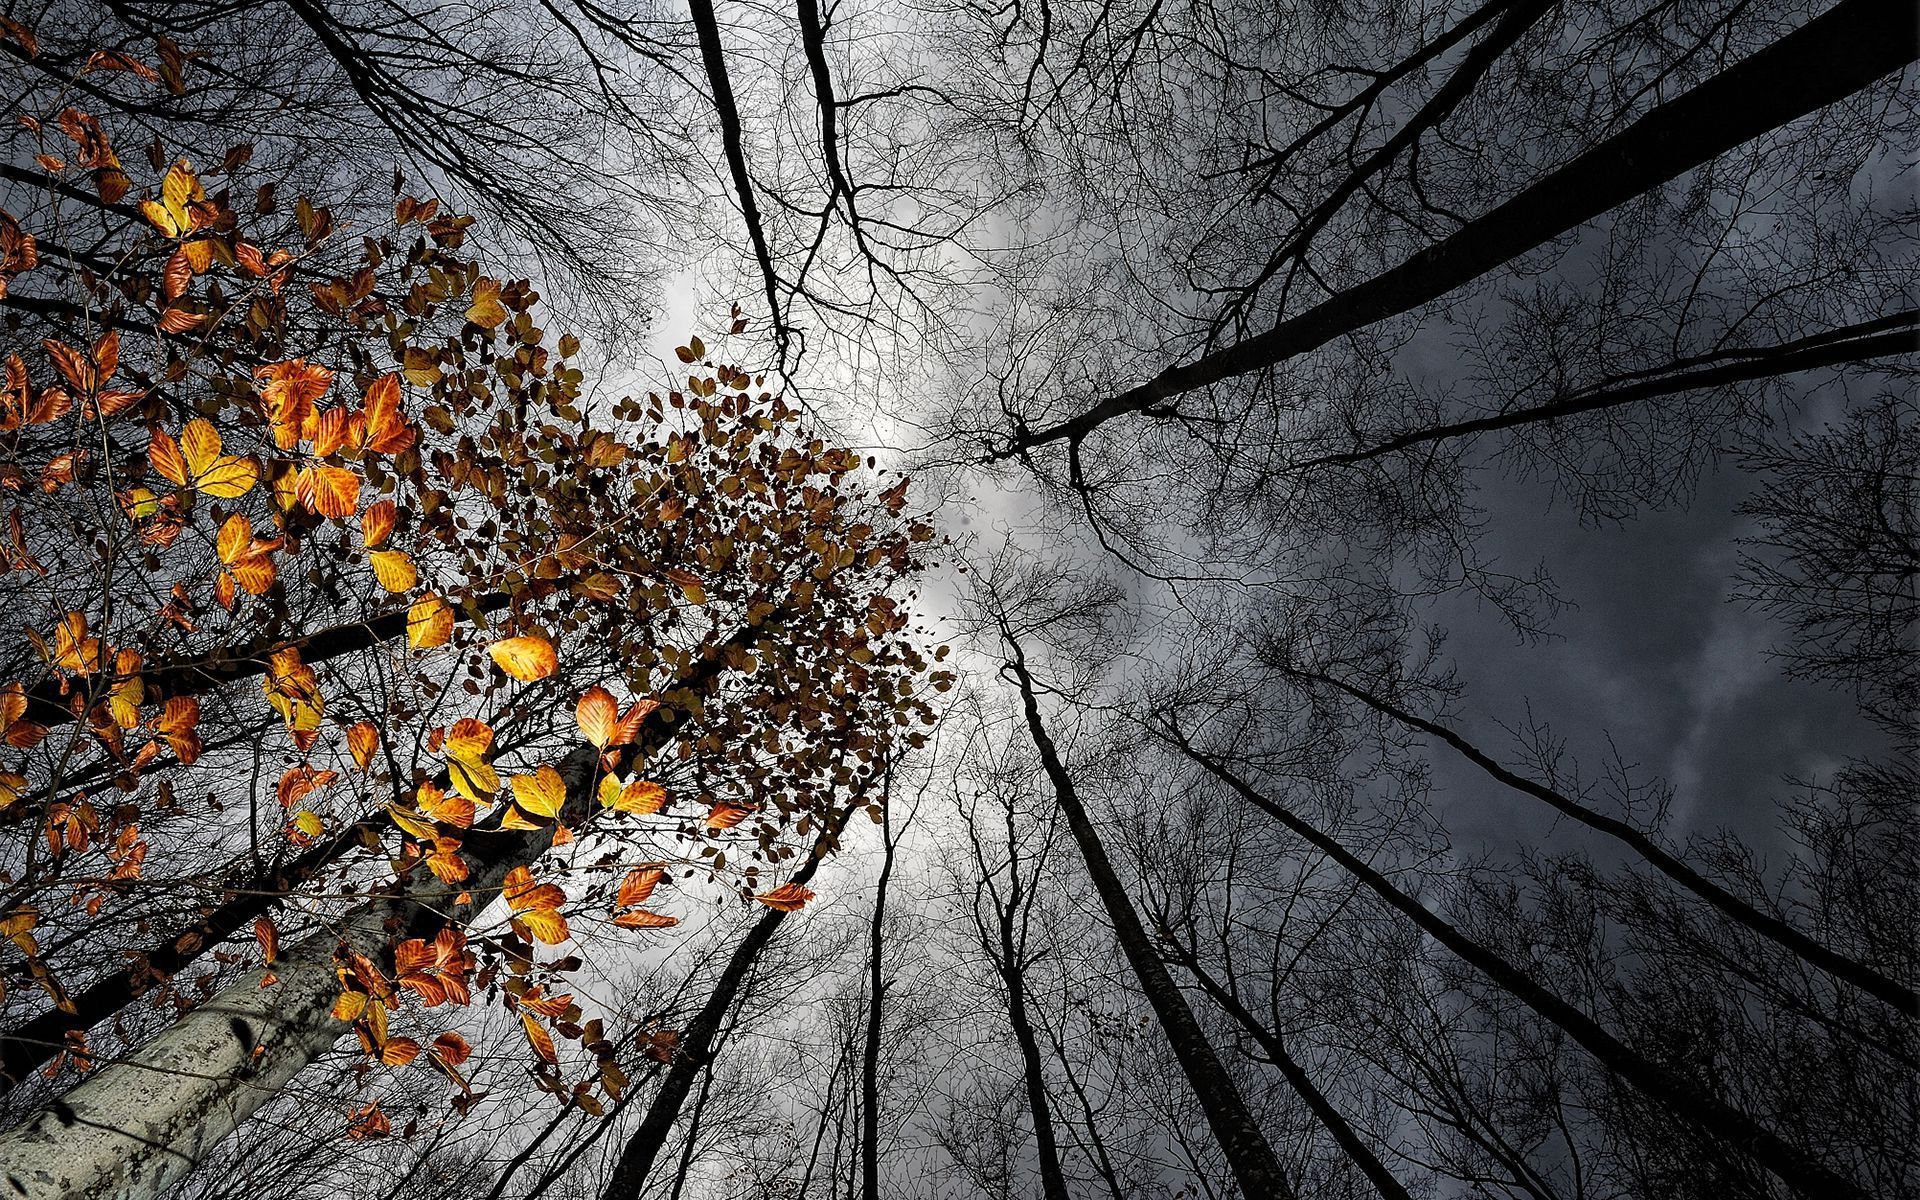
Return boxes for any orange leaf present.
[361,499,395,547]
[430,1031,471,1066]
[503,865,565,913]
[147,427,187,487]
[417,782,474,829]
[466,278,508,329]
[488,635,556,683]
[380,1037,420,1067]
[443,717,494,763]
[754,882,815,913]
[612,909,679,929]
[302,464,359,518]
[345,721,378,770]
[617,866,664,909]
[520,1012,557,1064]
[254,916,278,963]
[705,802,752,831]
[573,686,617,748]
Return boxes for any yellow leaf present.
[520,1012,557,1064]
[466,278,508,329]
[368,549,416,593]
[346,721,378,770]
[388,804,437,840]
[489,635,556,683]
[294,810,324,837]
[517,908,570,946]
[447,756,499,803]
[605,778,666,815]
[508,765,567,822]
[331,991,368,1022]
[407,593,453,649]
[443,717,494,763]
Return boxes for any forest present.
[0,1,1911,1197]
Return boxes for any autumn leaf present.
[254,917,278,964]
[407,593,453,648]
[380,1037,420,1067]
[368,549,416,593]
[489,635,556,682]
[431,1031,472,1066]
[574,686,617,748]
[612,909,679,929]
[149,420,258,498]
[140,160,204,237]
[361,499,395,547]
[466,278,508,328]
[705,802,753,831]
[618,866,664,908]
[443,717,494,763]
[300,464,359,518]
[417,781,474,829]
[600,776,666,815]
[505,764,567,827]
[754,882,815,913]
[520,1012,557,1064]
[345,721,378,770]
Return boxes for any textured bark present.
[1168,731,1869,1200]
[1005,632,1294,1200]
[1298,666,1917,1013]
[998,0,1918,457]
[858,795,894,1200]
[1170,949,1414,1200]
[0,739,601,1200]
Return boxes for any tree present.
[0,29,941,1198]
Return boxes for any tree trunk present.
[1166,729,1868,1200]
[858,791,894,1200]
[1000,0,1918,456]
[0,740,603,1200]
[1004,630,1295,1200]
[1167,946,1414,1200]
[1294,310,1920,471]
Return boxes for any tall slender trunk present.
[1003,630,1294,1200]
[1164,729,1867,1200]
[999,0,1918,456]
[966,793,1070,1200]
[858,793,894,1200]
[1166,945,1414,1200]
[597,799,862,1199]
[1297,665,1916,1012]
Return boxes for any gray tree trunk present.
[0,746,600,1200]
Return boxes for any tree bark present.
[1004,630,1295,1200]
[0,735,612,1200]
[858,790,894,1200]
[1164,728,1869,1200]
[1167,946,1414,1200]
[998,0,1918,457]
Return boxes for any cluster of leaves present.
[0,25,947,1129]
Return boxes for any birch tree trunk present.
[0,741,600,1200]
